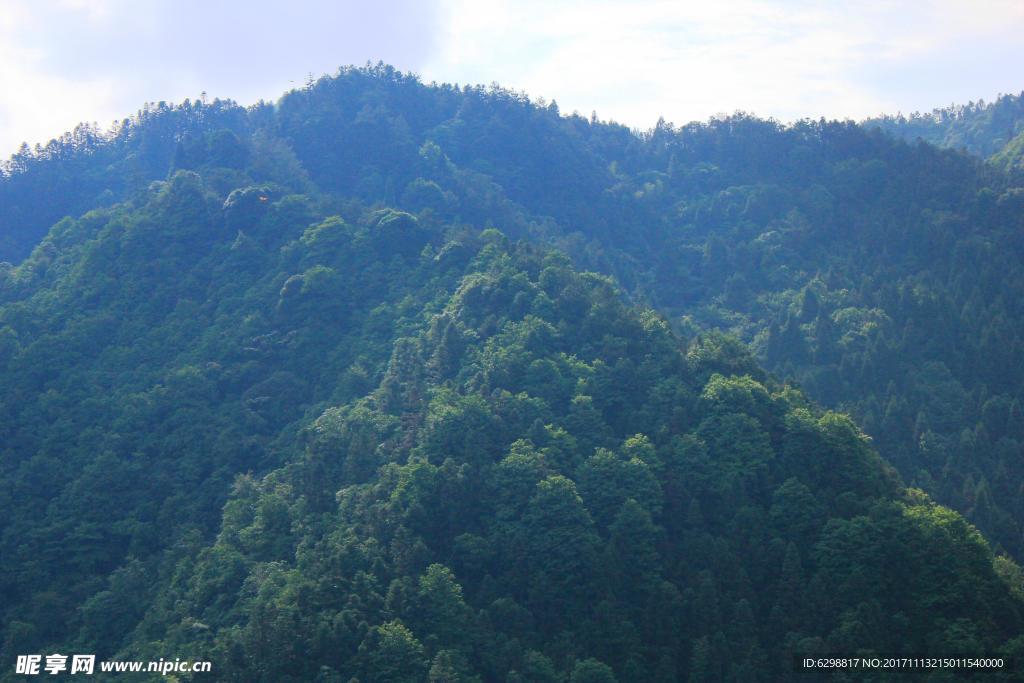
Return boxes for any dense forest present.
[2,65,1024,680]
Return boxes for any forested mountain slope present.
[3,65,1024,680]
[0,99,257,263]
[863,91,1024,159]
[0,168,1022,681]
[10,64,1022,558]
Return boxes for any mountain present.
[863,91,1024,160]
[2,64,1024,681]
[1,173,1022,681]
[0,99,257,263]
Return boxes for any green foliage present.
[570,658,618,683]
[11,208,1021,680]
[2,65,1024,682]
[990,130,1024,175]
[361,620,428,683]
[864,91,1024,158]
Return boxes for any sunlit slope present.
[0,166,1022,681]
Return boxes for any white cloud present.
[424,0,1024,128]
[0,0,122,154]
[0,0,441,158]
[1,0,1022,158]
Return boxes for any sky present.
[2,0,1023,158]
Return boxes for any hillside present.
[3,65,1024,680]
[863,91,1024,160]
[8,64,1024,559]
[0,170,1022,681]
[991,130,1024,175]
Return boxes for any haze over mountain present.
[2,65,1024,681]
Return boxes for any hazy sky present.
[2,0,1023,158]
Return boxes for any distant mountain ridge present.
[863,91,1024,160]
[5,78,1022,264]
